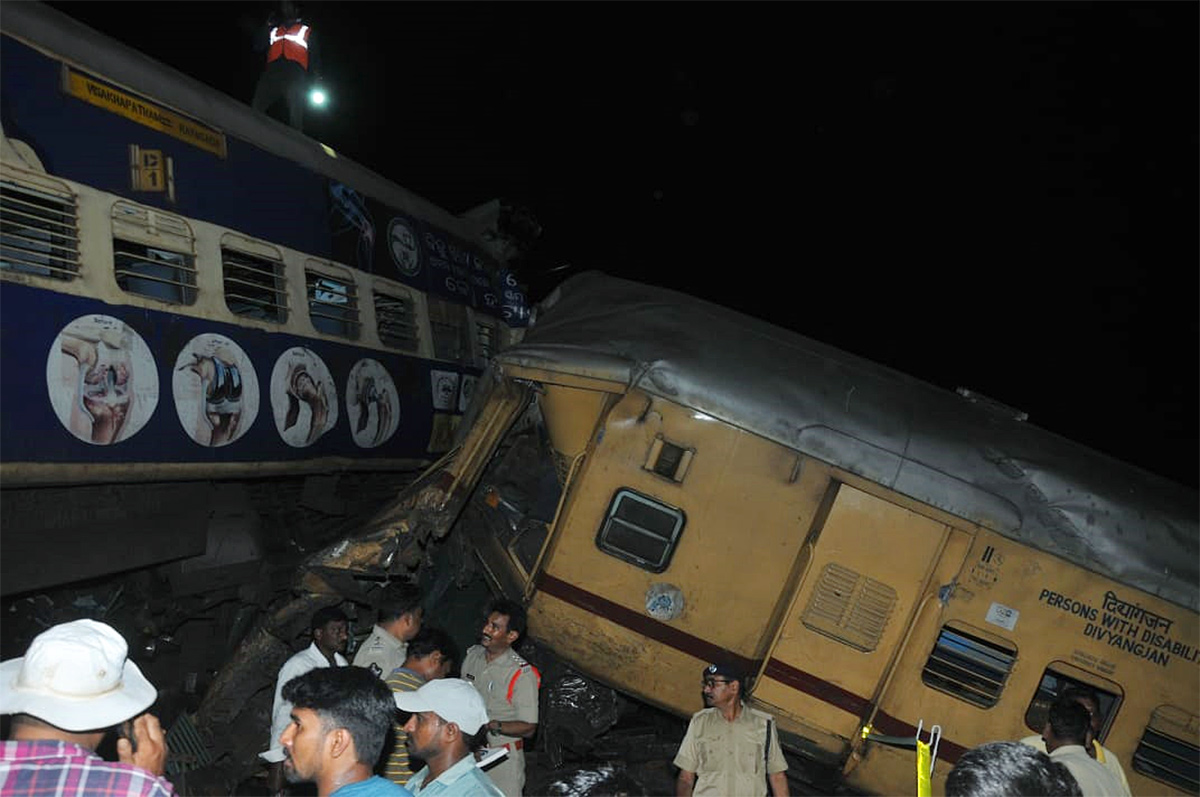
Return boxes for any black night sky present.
[44,2,1199,489]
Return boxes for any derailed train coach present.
[426,271,1199,794]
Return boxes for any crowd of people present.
[0,593,1137,797]
[254,585,537,796]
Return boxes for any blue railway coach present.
[0,3,529,595]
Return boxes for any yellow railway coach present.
[441,271,1198,795]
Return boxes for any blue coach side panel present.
[1,29,520,481]
[2,37,331,259]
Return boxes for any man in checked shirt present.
[0,619,174,796]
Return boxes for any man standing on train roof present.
[1037,698,1130,796]
[262,606,350,794]
[674,661,789,796]
[460,599,540,797]
[0,619,175,796]
[251,0,319,132]
[354,582,423,679]
[1019,685,1131,794]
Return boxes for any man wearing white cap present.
[0,619,174,796]
[396,679,503,796]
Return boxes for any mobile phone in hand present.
[119,719,138,754]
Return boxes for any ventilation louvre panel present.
[0,177,80,280]
[801,562,897,652]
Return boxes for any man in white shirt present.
[1020,686,1131,794]
[262,606,350,793]
[1041,699,1130,797]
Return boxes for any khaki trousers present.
[484,747,525,797]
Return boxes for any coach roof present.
[498,271,1198,612]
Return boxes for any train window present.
[921,624,1016,708]
[113,241,197,304]
[595,488,685,573]
[428,297,469,362]
[475,318,497,363]
[1133,705,1200,794]
[111,201,196,305]
[801,562,897,652]
[1022,663,1122,740]
[0,175,80,280]
[375,288,419,352]
[222,237,287,323]
[644,435,695,482]
[305,263,360,339]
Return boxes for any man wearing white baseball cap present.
[395,679,503,796]
[0,618,174,796]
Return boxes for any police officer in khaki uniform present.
[674,662,788,796]
[354,582,423,679]
[461,599,539,797]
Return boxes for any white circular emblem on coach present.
[387,217,422,277]
[46,314,159,445]
[346,358,400,448]
[645,583,685,621]
[269,347,338,447]
[173,333,260,447]
[430,369,460,412]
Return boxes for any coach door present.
[754,482,960,743]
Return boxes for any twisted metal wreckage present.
[189,374,533,792]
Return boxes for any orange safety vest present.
[266,23,311,70]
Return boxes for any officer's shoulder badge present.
[746,707,774,724]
